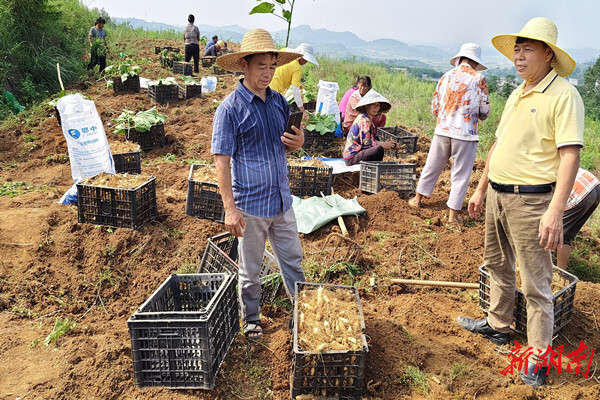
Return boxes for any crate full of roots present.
[172,61,193,76]
[76,173,158,229]
[202,56,217,67]
[376,126,418,158]
[287,158,333,197]
[128,273,239,389]
[212,65,227,75]
[479,265,578,335]
[197,232,283,306]
[110,142,141,174]
[185,164,224,223]
[148,79,179,104]
[178,76,202,99]
[359,161,416,194]
[291,282,368,400]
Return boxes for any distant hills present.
[113,18,600,70]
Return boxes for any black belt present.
[489,180,555,194]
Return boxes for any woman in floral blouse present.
[343,89,396,166]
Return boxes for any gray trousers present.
[239,207,305,322]
[416,135,477,211]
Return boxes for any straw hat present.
[491,17,575,77]
[292,43,319,66]
[217,40,227,48]
[355,89,391,114]
[217,29,302,72]
[449,43,487,71]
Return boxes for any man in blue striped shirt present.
[211,29,306,339]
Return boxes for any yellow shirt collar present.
[516,69,559,95]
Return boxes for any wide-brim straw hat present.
[491,17,575,77]
[217,29,302,72]
[355,89,391,114]
[449,43,487,71]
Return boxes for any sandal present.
[243,321,264,340]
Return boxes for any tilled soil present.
[1,38,599,400]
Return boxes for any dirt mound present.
[1,38,599,400]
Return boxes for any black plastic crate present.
[288,164,333,197]
[113,151,142,174]
[302,128,335,151]
[76,176,157,229]
[148,84,179,104]
[202,56,217,67]
[154,46,161,55]
[304,100,317,112]
[479,265,578,335]
[376,126,418,158]
[291,282,368,400]
[126,123,166,151]
[128,273,239,389]
[113,75,141,94]
[185,164,224,223]
[197,232,283,306]
[159,55,172,68]
[359,161,416,194]
[212,65,227,75]
[172,61,193,76]
[179,84,202,100]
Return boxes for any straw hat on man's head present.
[217,29,302,72]
[492,17,575,77]
[449,43,487,71]
[355,89,391,114]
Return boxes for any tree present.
[582,55,600,120]
[487,75,500,94]
[500,75,518,98]
[249,0,297,47]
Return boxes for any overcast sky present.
[81,0,599,49]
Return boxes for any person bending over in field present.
[558,168,600,269]
[342,89,396,166]
[204,40,228,57]
[408,43,490,224]
[205,35,218,52]
[270,43,319,121]
[211,29,306,340]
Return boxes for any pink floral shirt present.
[343,113,377,160]
[432,64,490,141]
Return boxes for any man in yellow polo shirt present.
[270,43,319,120]
[459,17,584,388]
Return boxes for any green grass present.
[568,237,600,283]
[403,366,430,395]
[44,317,76,346]
[0,181,33,197]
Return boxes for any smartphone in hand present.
[286,111,303,135]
